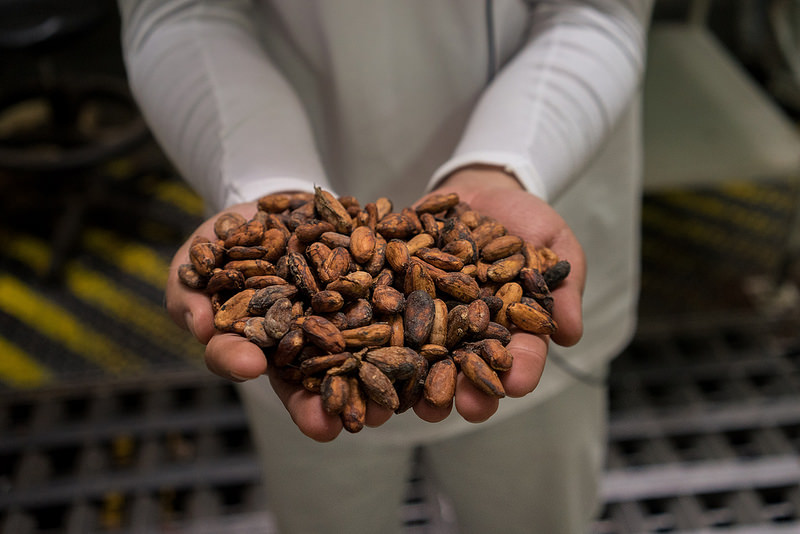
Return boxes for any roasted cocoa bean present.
[445,304,470,349]
[494,282,523,329]
[341,323,392,348]
[314,186,353,234]
[300,352,352,376]
[419,343,449,363]
[481,235,523,262]
[371,284,405,315]
[466,298,491,335]
[257,193,293,213]
[224,218,265,248]
[506,302,558,335]
[321,373,349,415]
[248,284,298,315]
[294,219,336,243]
[376,213,417,240]
[415,247,464,271]
[214,212,248,239]
[385,239,411,273]
[224,259,275,278]
[302,315,346,354]
[190,241,225,277]
[264,297,294,339]
[487,253,526,283]
[311,290,345,314]
[287,252,319,296]
[341,376,366,433]
[474,338,513,372]
[213,289,256,332]
[359,361,399,410]
[543,260,571,289]
[319,246,351,285]
[349,225,377,264]
[178,264,206,289]
[363,346,421,381]
[272,328,304,367]
[226,245,267,260]
[424,357,457,408]
[403,290,435,347]
[435,271,480,302]
[342,298,373,328]
[243,317,275,348]
[403,260,436,298]
[206,269,245,294]
[453,348,505,398]
[415,192,460,214]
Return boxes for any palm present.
[412,171,586,423]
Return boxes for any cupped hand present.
[165,201,393,442]
[411,165,587,424]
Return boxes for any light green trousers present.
[239,368,608,534]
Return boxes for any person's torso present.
[254,0,531,207]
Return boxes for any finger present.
[412,398,453,423]
[165,202,258,344]
[364,401,394,427]
[550,280,583,347]
[268,374,344,442]
[454,374,500,423]
[502,332,548,398]
[165,270,217,344]
[548,228,586,348]
[205,333,268,381]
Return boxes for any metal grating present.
[3,314,799,533]
[0,371,267,534]
[593,314,800,534]
[0,370,451,534]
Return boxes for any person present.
[117,1,653,532]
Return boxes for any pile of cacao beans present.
[178,187,569,433]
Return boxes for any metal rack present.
[0,370,448,534]
[2,314,798,533]
[594,316,800,533]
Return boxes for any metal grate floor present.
[0,369,450,534]
[594,313,800,533]
[2,313,799,533]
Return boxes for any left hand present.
[411,165,586,424]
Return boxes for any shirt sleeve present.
[117,0,329,211]
[429,0,654,203]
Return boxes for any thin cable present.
[485,0,497,84]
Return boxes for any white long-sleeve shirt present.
[118,0,652,442]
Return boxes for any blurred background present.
[0,0,799,532]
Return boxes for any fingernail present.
[184,312,196,337]
[230,372,250,382]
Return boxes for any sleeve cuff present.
[427,151,549,202]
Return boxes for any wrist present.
[436,164,524,194]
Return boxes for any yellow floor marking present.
[4,233,203,366]
[642,205,776,264]
[0,275,145,376]
[152,181,205,217]
[4,223,172,291]
[0,336,54,388]
[659,192,784,236]
[65,264,204,366]
[81,228,171,289]
[5,230,51,278]
[720,180,798,212]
